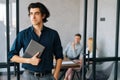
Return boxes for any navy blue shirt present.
[8,25,63,72]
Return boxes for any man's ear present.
[42,14,46,19]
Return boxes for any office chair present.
[108,62,120,80]
[71,68,82,80]
[87,62,114,80]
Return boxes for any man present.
[63,33,83,80]
[8,2,63,80]
[64,33,83,60]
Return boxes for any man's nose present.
[32,14,36,19]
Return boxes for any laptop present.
[23,39,45,58]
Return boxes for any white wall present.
[79,0,119,57]
[44,0,81,49]
[98,0,118,57]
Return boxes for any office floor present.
[0,72,24,80]
[0,75,22,80]
[0,71,80,80]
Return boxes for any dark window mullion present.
[92,0,98,80]
[82,0,88,80]
[114,0,120,80]
[6,0,10,80]
[16,0,20,80]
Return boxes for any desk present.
[58,60,80,80]
[61,60,80,69]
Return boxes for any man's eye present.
[29,12,40,16]
[35,12,40,15]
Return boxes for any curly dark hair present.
[28,2,50,23]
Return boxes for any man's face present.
[29,8,44,26]
[74,36,81,44]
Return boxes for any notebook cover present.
[23,39,45,58]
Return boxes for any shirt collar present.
[30,25,46,32]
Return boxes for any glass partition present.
[0,1,7,63]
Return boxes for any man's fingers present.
[33,52,40,57]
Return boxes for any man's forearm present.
[54,58,63,80]
[11,53,40,66]
[11,55,30,64]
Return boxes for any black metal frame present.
[92,0,98,80]
[114,0,120,80]
[82,0,88,79]
[6,0,10,80]
[15,0,20,80]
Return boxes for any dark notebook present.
[23,39,45,58]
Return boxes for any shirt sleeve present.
[73,45,83,57]
[53,31,63,60]
[8,32,23,60]
[63,42,70,57]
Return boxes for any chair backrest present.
[102,62,114,78]
[108,62,120,80]
[87,62,114,80]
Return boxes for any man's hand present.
[29,52,41,65]
[53,74,58,80]
[72,42,75,49]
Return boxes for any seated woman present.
[64,37,99,80]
